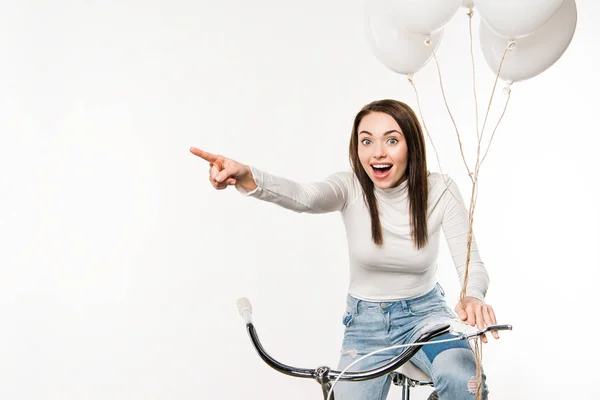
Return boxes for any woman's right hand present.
[189,147,257,191]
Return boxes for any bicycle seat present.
[397,361,432,382]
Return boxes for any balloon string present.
[463,33,514,400]
[467,9,481,142]
[480,41,514,144]
[411,16,516,311]
[461,20,509,326]
[408,76,468,214]
[433,52,472,181]
[408,75,444,174]
[479,43,514,168]
[411,16,515,400]
[428,40,513,304]
[429,49,479,310]
[461,42,513,314]
[481,89,511,167]
[473,336,484,399]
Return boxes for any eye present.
[387,138,399,145]
[360,138,372,145]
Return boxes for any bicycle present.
[236,297,512,400]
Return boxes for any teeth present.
[372,164,391,169]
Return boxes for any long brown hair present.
[349,99,429,249]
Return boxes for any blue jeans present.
[334,284,488,400]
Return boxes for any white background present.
[1,1,599,399]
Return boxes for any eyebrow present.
[358,130,402,136]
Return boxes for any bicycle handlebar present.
[236,297,512,392]
[243,316,453,381]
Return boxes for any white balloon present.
[462,0,475,9]
[479,0,577,83]
[364,0,443,76]
[476,0,566,39]
[390,0,462,35]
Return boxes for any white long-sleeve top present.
[237,166,489,302]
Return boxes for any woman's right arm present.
[237,165,351,214]
[190,147,352,214]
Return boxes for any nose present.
[373,141,386,159]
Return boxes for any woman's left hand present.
[455,297,499,343]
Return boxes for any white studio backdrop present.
[1,0,598,399]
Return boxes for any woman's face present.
[357,112,408,189]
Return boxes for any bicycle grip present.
[237,297,253,324]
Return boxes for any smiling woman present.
[190,98,497,400]
[356,114,408,186]
[349,101,427,249]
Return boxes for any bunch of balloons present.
[364,0,578,84]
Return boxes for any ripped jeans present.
[334,284,488,400]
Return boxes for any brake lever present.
[482,324,513,333]
[449,320,513,340]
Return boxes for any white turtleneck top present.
[237,166,489,302]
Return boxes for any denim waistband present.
[346,283,445,314]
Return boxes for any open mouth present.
[371,164,392,178]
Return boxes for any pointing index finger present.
[190,147,218,163]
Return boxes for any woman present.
[190,99,499,399]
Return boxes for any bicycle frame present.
[237,297,512,400]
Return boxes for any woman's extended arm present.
[190,147,352,214]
